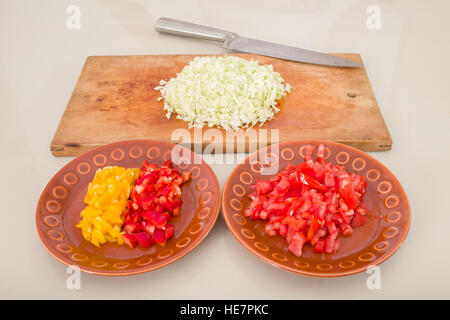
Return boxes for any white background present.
[0,0,449,299]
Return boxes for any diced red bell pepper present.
[131,212,142,224]
[152,228,166,245]
[121,160,191,249]
[141,210,167,229]
[124,222,140,234]
[164,223,174,240]
[122,233,137,248]
[134,232,155,248]
[144,223,155,235]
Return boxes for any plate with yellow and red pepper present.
[36,140,220,276]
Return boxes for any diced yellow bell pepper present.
[75,166,140,247]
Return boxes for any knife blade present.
[155,17,361,67]
[225,36,361,67]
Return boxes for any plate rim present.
[36,139,221,276]
[221,139,411,277]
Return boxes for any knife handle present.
[155,17,230,42]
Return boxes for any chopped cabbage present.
[155,55,291,130]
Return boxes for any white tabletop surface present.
[1,0,449,299]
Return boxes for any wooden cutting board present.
[51,54,391,156]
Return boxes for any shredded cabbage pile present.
[154,56,291,130]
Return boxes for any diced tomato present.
[282,216,307,231]
[269,215,283,224]
[315,202,327,222]
[325,230,339,253]
[259,210,269,220]
[307,218,320,240]
[324,172,335,189]
[340,223,353,235]
[275,176,290,193]
[305,145,315,164]
[279,223,288,237]
[255,180,272,195]
[267,202,287,213]
[299,195,312,212]
[182,171,191,183]
[286,226,297,243]
[326,221,337,233]
[314,239,325,253]
[316,144,325,160]
[288,232,306,257]
[244,144,370,257]
[272,221,281,231]
[341,182,358,209]
[265,223,277,236]
[299,173,327,191]
[311,228,327,246]
[351,212,368,227]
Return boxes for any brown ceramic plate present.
[36,140,220,276]
[222,140,410,277]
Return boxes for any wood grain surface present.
[50,54,391,156]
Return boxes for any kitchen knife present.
[155,17,361,67]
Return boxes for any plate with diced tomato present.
[36,140,220,276]
[222,140,410,277]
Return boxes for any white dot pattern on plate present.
[146,147,160,159]
[52,186,68,199]
[176,237,191,248]
[197,207,211,220]
[111,148,125,161]
[128,146,142,159]
[93,154,107,166]
[76,162,91,175]
[63,172,79,185]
